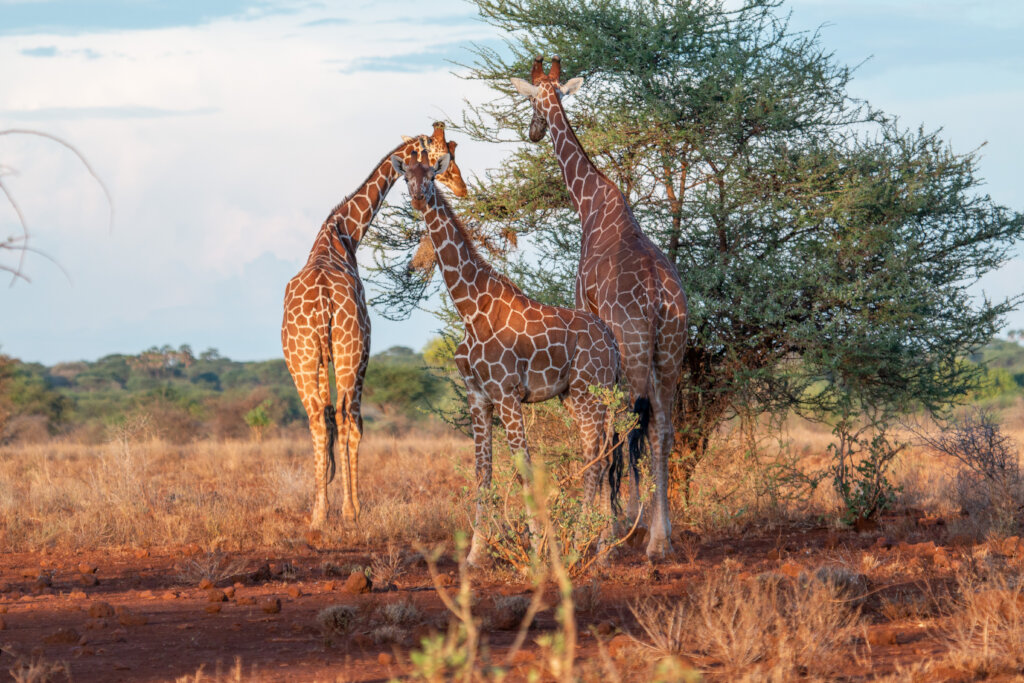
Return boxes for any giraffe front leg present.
[466,387,493,567]
[494,397,539,550]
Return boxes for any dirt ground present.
[1,508,1006,683]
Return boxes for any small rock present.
[79,573,99,587]
[162,591,178,601]
[198,578,214,590]
[236,596,255,606]
[260,598,281,614]
[866,627,898,646]
[608,634,635,659]
[88,601,115,618]
[134,548,150,559]
[138,590,155,599]
[78,563,98,575]
[223,587,235,599]
[323,581,336,592]
[378,652,394,666]
[779,562,803,579]
[287,585,302,599]
[69,590,87,600]
[595,621,614,636]
[117,609,148,627]
[43,627,81,644]
[343,571,372,595]
[207,589,227,603]
[205,603,223,614]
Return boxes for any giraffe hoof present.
[646,536,674,562]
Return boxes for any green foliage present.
[0,345,304,442]
[828,411,904,526]
[363,345,446,420]
[244,399,274,443]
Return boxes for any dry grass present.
[0,432,472,552]
[630,569,863,680]
[941,570,1024,677]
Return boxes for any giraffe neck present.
[320,139,414,251]
[423,190,515,323]
[537,88,606,219]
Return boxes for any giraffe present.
[282,123,467,528]
[392,150,622,566]
[511,56,689,560]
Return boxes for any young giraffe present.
[282,124,467,528]
[392,150,622,566]
[512,57,689,559]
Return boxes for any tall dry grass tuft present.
[941,570,1024,677]
[630,569,862,680]
[0,430,472,552]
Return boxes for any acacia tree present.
[366,0,1024,508]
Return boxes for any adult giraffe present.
[282,124,467,528]
[512,56,689,559]
[392,150,622,566]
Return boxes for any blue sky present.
[1,0,1022,364]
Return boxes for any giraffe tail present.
[608,430,625,515]
[323,404,337,485]
[627,396,651,484]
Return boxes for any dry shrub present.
[176,551,248,585]
[380,598,424,626]
[942,570,1024,677]
[630,569,861,680]
[3,649,71,683]
[370,544,408,586]
[317,604,359,635]
[911,407,1024,538]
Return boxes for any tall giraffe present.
[282,124,467,528]
[512,57,689,559]
[392,150,622,566]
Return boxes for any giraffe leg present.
[494,396,540,548]
[291,363,330,530]
[466,386,493,567]
[566,386,613,558]
[646,380,676,560]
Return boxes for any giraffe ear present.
[433,153,451,176]
[389,155,406,175]
[560,77,583,98]
[510,77,539,98]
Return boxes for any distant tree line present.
[0,342,447,444]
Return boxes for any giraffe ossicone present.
[281,124,466,530]
[394,151,623,567]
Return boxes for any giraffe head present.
[510,55,583,142]
[400,122,467,197]
[390,150,451,212]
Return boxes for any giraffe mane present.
[433,191,523,296]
